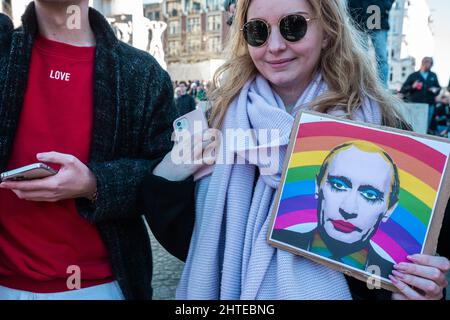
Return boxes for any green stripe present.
[286,166,320,183]
[341,256,364,269]
[398,189,431,225]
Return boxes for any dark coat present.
[0,4,194,299]
[175,94,196,116]
[347,0,395,31]
[400,71,441,105]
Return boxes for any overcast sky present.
[428,0,450,86]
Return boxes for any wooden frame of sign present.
[267,110,450,292]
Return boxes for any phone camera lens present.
[176,121,182,127]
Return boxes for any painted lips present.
[330,220,359,233]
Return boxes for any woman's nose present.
[267,27,287,54]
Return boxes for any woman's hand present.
[153,130,217,182]
[0,152,97,202]
[390,254,450,300]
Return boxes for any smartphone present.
[173,108,209,135]
[172,109,214,181]
[0,163,58,182]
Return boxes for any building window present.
[188,38,202,53]
[207,15,221,31]
[208,36,221,53]
[188,17,201,33]
[168,40,180,56]
[169,20,181,35]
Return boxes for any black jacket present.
[0,4,194,299]
[175,94,196,116]
[400,71,441,105]
[347,0,395,31]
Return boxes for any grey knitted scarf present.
[176,73,382,299]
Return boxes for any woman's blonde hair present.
[208,0,405,128]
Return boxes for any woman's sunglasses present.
[241,14,316,47]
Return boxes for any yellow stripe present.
[289,151,327,168]
[398,170,436,208]
[289,151,436,208]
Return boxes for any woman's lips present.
[330,219,359,233]
[267,58,295,68]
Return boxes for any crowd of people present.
[0,0,449,301]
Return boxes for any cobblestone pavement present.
[150,231,184,300]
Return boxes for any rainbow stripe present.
[274,120,449,264]
[310,232,369,270]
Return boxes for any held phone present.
[172,108,214,181]
[0,163,58,182]
[173,108,209,135]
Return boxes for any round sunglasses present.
[241,14,316,47]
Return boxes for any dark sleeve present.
[0,13,13,64]
[76,68,177,223]
[345,276,392,300]
[384,0,395,10]
[0,13,13,39]
[437,199,450,259]
[190,96,197,112]
[400,73,416,95]
[431,73,441,96]
[141,174,195,262]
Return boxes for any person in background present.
[175,81,197,115]
[400,57,441,133]
[347,0,394,87]
[224,0,237,25]
[196,83,208,102]
[434,94,450,138]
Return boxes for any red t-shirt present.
[0,36,113,293]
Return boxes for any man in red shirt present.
[0,0,196,299]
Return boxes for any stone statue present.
[146,19,167,70]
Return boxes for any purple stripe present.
[277,195,317,216]
[378,219,422,255]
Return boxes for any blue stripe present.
[281,180,315,200]
[379,219,422,255]
[390,206,427,245]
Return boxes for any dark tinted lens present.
[243,20,269,47]
[280,14,307,42]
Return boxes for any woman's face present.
[246,0,326,94]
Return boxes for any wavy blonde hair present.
[208,0,405,128]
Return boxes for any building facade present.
[145,0,230,64]
[387,0,435,91]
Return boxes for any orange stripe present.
[294,136,441,190]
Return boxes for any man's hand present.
[0,152,97,202]
[412,80,423,90]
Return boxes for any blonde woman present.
[152,0,449,300]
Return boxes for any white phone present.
[0,163,58,182]
[172,109,214,181]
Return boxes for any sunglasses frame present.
[241,13,317,47]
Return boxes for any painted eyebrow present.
[358,185,384,198]
[327,175,352,188]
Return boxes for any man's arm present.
[400,73,416,95]
[76,68,180,223]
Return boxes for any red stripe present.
[298,122,447,172]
